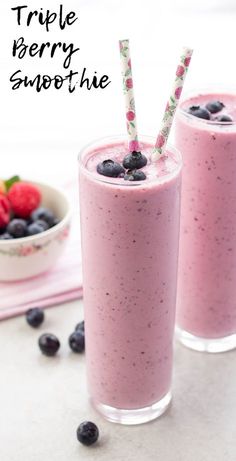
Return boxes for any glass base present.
[91,390,172,425]
[176,326,236,353]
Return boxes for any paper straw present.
[119,39,139,152]
[152,47,193,161]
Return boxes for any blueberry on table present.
[205,100,225,114]
[187,105,211,120]
[31,207,55,227]
[7,219,28,238]
[122,151,147,170]
[124,169,146,181]
[69,330,85,353]
[75,320,85,332]
[26,307,44,328]
[27,222,45,236]
[97,159,125,178]
[76,421,99,446]
[215,114,233,123]
[38,333,60,356]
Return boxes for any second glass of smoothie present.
[79,135,182,424]
[175,91,236,352]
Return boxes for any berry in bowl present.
[0,177,71,281]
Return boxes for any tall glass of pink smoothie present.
[79,135,182,424]
[175,92,236,352]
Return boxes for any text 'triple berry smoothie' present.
[79,135,182,424]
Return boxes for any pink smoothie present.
[175,93,236,339]
[79,136,182,410]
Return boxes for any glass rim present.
[78,134,182,188]
[178,88,236,126]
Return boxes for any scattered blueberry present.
[124,169,146,181]
[69,330,85,353]
[27,222,45,236]
[7,219,28,238]
[75,320,85,332]
[76,421,99,446]
[122,151,147,170]
[0,233,13,240]
[97,159,125,178]
[205,101,224,114]
[31,207,55,227]
[215,114,233,123]
[26,307,44,328]
[187,105,211,120]
[38,333,60,356]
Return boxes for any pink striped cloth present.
[0,180,83,320]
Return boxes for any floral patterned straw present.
[119,39,139,152]
[152,47,193,162]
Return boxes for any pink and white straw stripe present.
[152,47,193,161]
[119,39,140,152]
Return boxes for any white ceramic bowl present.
[0,181,72,281]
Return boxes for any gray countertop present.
[0,300,235,461]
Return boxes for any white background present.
[1,0,236,184]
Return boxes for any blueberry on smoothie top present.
[205,101,225,114]
[122,151,147,170]
[188,105,211,120]
[215,114,233,123]
[97,159,125,178]
[124,169,146,181]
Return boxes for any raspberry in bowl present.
[0,178,71,281]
